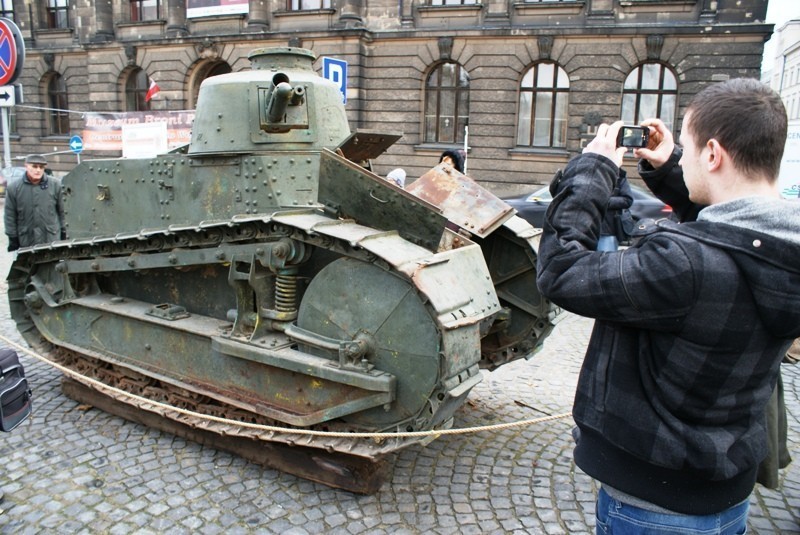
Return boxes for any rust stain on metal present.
[406,165,515,238]
[406,167,455,206]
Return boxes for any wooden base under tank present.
[61,378,394,494]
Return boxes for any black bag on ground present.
[0,348,33,432]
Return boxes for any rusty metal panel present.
[336,130,403,163]
[410,243,502,330]
[35,294,394,427]
[405,165,515,238]
[318,149,447,252]
[273,212,433,275]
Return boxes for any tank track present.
[8,210,469,458]
[9,210,549,460]
[50,345,414,459]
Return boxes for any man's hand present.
[7,237,19,252]
[633,118,676,168]
[582,121,628,168]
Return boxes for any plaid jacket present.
[535,152,800,515]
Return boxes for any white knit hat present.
[386,168,406,188]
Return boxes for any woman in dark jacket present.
[438,150,465,174]
[597,171,634,251]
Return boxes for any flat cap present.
[25,154,47,165]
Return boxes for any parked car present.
[0,166,26,198]
[503,184,672,229]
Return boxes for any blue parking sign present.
[322,57,347,104]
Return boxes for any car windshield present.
[525,188,552,202]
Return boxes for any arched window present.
[125,68,150,111]
[47,73,70,136]
[424,62,469,144]
[517,62,569,148]
[621,63,677,133]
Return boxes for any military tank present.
[7,47,559,492]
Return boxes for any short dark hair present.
[685,78,787,181]
[439,149,465,174]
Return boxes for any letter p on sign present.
[322,57,347,104]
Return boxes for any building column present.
[93,0,115,42]
[166,0,189,37]
[336,0,364,29]
[246,0,269,32]
[484,0,509,25]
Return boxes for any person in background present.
[438,150,465,174]
[597,170,634,251]
[536,78,800,533]
[386,168,406,188]
[4,154,66,251]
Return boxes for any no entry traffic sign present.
[0,18,24,87]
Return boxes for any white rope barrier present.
[0,333,573,439]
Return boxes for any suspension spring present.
[275,266,298,315]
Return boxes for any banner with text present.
[187,0,248,18]
[82,111,195,154]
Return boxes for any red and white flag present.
[145,78,160,102]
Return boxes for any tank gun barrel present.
[267,81,294,123]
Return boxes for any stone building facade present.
[2,0,774,194]
[763,17,800,199]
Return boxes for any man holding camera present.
[4,154,66,252]
[536,78,800,533]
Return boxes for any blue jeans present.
[596,487,749,535]
[597,235,619,252]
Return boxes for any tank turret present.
[188,47,350,155]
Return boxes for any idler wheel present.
[297,257,441,429]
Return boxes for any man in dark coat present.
[4,154,66,251]
[536,78,800,532]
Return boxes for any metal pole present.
[2,107,10,169]
[463,124,468,175]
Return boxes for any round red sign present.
[0,18,23,86]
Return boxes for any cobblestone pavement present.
[0,199,798,534]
